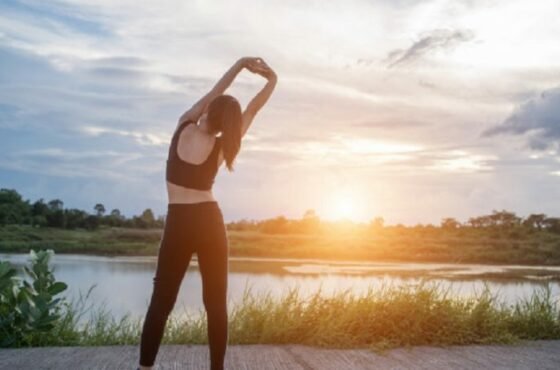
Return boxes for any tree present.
[0,189,31,225]
[441,218,460,230]
[31,199,49,227]
[64,209,88,229]
[107,208,125,227]
[94,203,106,217]
[299,209,320,233]
[155,215,165,228]
[131,208,156,229]
[83,215,100,230]
[228,218,257,231]
[303,209,317,219]
[490,209,521,228]
[47,199,63,212]
[46,199,65,228]
[0,189,23,204]
[543,217,560,234]
[467,217,484,228]
[260,216,290,234]
[369,217,384,229]
[140,209,155,226]
[523,214,547,230]
[0,203,20,225]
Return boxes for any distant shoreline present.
[2,224,560,267]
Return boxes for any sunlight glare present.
[326,192,363,221]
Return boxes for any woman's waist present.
[167,181,216,202]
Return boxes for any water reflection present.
[1,253,559,322]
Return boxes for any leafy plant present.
[0,249,68,347]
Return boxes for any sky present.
[1,0,560,225]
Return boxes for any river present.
[1,253,559,322]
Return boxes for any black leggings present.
[139,202,229,369]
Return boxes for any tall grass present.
[42,282,560,349]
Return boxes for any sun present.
[328,192,357,221]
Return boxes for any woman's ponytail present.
[207,95,242,172]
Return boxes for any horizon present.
[1,0,560,225]
[3,187,556,227]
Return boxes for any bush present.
[0,249,68,347]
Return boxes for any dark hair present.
[206,94,242,172]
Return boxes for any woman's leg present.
[196,205,229,370]
[139,210,193,367]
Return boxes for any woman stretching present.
[137,57,277,370]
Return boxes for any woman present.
[137,57,277,370]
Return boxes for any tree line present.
[0,189,163,230]
[230,210,560,235]
[1,188,559,234]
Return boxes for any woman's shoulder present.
[173,120,197,139]
[175,119,196,131]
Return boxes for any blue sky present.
[1,0,560,224]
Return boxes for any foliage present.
[27,283,560,349]
[0,189,31,225]
[0,249,68,347]
[0,189,163,230]
[2,188,560,236]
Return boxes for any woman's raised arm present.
[178,57,259,126]
[241,59,277,138]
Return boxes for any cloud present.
[84,56,148,68]
[350,118,435,130]
[482,86,560,153]
[385,28,475,68]
[425,150,496,173]
[2,0,560,223]
[80,125,170,146]
[2,145,158,176]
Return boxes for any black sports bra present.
[166,120,222,191]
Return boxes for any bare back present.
[167,123,225,204]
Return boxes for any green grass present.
[0,225,158,256]
[1,224,560,265]
[26,283,560,349]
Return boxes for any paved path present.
[1,341,559,369]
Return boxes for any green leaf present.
[23,266,37,280]
[33,294,48,312]
[11,284,20,300]
[0,274,16,292]
[47,298,62,310]
[0,261,16,279]
[48,282,67,296]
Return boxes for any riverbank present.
[1,251,559,354]
[1,224,560,265]
[3,282,557,349]
[1,341,559,369]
